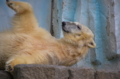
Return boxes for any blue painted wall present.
[62,0,77,21]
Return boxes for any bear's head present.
[6,0,33,14]
[62,22,96,48]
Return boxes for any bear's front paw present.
[5,64,13,73]
[5,59,14,73]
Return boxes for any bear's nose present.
[6,0,10,2]
[62,21,66,26]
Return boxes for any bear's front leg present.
[5,54,35,73]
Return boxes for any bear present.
[5,21,96,73]
[0,0,96,73]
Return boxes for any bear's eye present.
[76,34,81,36]
[9,3,13,6]
[89,42,93,45]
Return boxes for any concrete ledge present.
[96,69,119,79]
[68,67,95,79]
[0,70,13,79]
[14,64,69,79]
[0,64,120,79]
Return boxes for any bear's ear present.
[87,40,96,48]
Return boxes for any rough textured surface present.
[13,64,69,79]
[13,65,120,79]
[0,70,13,79]
[96,69,119,79]
[0,65,120,79]
[68,67,95,79]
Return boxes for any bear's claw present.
[5,59,14,73]
[5,64,13,73]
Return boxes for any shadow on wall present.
[62,0,120,69]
